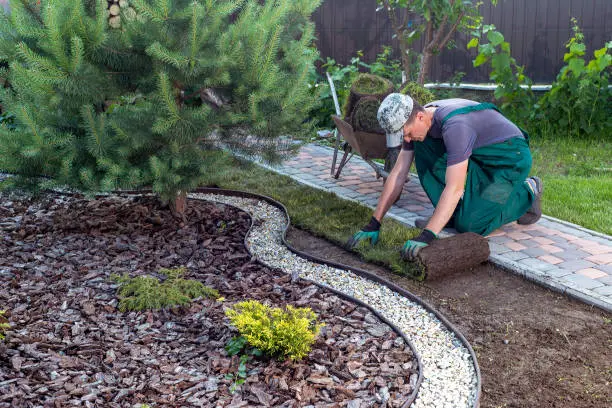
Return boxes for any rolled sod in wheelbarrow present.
[351,96,385,134]
[398,81,437,105]
[416,232,490,280]
[343,73,394,118]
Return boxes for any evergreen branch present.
[0,11,18,50]
[259,25,282,83]
[69,36,84,73]
[15,43,66,80]
[81,104,106,157]
[299,22,315,49]
[131,0,168,23]
[110,122,130,144]
[147,42,189,70]
[216,0,246,17]
[189,1,202,72]
[91,0,108,49]
[68,0,88,41]
[25,0,45,25]
[157,0,171,20]
[283,64,309,111]
[43,2,70,70]
[250,28,266,79]
[157,71,181,124]
[9,1,45,40]
[248,92,259,121]
[19,105,42,145]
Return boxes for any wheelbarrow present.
[331,115,401,181]
[326,72,401,182]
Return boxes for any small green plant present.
[362,46,404,85]
[223,336,263,393]
[225,354,249,393]
[537,20,611,140]
[225,336,250,356]
[225,300,323,361]
[111,267,219,312]
[310,55,361,128]
[0,310,9,341]
[468,24,535,125]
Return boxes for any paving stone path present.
[258,143,612,313]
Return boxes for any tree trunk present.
[382,1,412,82]
[417,232,490,280]
[417,51,433,85]
[399,39,412,82]
[172,191,188,216]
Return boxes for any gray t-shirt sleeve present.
[443,123,477,166]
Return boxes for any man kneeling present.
[347,94,543,260]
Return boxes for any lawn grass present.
[199,153,425,278]
[315,133,612,235]
[528,136,612,235]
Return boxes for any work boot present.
[415,217,454,229]
[517,176,543,225]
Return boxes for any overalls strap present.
[440,102,500,127]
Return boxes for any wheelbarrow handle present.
[327,72,343,176]
[326,72,342,117]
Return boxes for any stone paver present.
[259,144,612,313]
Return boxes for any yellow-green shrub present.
[0,310,9,341]
[225,300,323,361]
[112,267,219,312]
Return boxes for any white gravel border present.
[192,193,479,408]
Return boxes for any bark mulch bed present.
[0,192,418,407]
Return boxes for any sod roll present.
[398,81,436,106]
[351,96,384,134]
[417,232,490,280]
[343,73,393,119]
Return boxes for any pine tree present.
[0,0,321,212]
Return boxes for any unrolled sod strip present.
[192,193,478,408]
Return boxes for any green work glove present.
[400,229,437,261]
[346,216,381,249]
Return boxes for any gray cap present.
[377,93,414,147]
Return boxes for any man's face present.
[402,111,431,142]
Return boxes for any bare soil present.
[0,193,418,407]
[285,227,612,408]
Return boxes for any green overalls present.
[414,103,535,236]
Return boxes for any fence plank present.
[313,0,611,83]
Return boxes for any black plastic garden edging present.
[191,187,482,408]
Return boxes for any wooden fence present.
[313,0,612,83]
